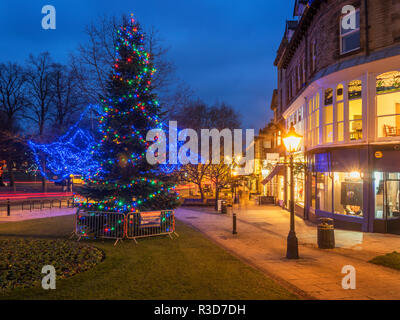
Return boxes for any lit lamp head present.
[283,125,303,153]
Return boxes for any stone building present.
[269,0,400,233]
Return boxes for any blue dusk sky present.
[0,0,294,131]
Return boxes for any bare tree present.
[51,63,85,135]
[178,163,210,201]
[25,52,56,138]
[25,52,57,192]
[0,62,27,132]
[70,14,176,105]
[174,101,242,204]
[205,160,232,210]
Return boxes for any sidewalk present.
[0,208,75,222]
[175,204,400,300]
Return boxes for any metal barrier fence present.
[73,208,177,245]
[0,197,75,216]
[75,209,126,245]
[126,210,175,243]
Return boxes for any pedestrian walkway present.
[176,204,400,300]
[0,208,75,222]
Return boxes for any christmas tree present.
[80,14,180,213]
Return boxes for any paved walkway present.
[0,208,75,222]
[176,204,400,300]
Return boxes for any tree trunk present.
[215,188,219,211]
[199,184,204,202]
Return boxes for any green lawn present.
[0,214,297,300]
[370,251,400,271]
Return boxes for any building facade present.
[271,0,400,233]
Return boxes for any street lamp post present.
[282,125,303,260]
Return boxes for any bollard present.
[7,199,10,217]
[232,213,237,235]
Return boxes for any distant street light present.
[282,125,303,259]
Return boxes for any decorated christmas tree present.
[80,14,179,213]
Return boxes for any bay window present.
[376,71,400,138]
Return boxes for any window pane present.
[376,71,400,94]
[374,172,384,219]
[349,80,362,100]
[317,173,333,212]
[349,98,362,120]
[324,105,333,124]
[337,102,344,122]
[342,31,360,54]
[334,172,363,216]
[341,10,360,35]
[337,122,344,141]
[336,84,344,101]
[378,116,400,138]
[377,91,400,116]
[324,124,333,143]
[325,88,333,105]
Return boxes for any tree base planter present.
[72,208,178,246]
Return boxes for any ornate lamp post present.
[282,125,303,259]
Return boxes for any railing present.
[0,197,75,216]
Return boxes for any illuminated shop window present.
[375,172,400,220]
[376,71,400,138]
[333,172,363,216]
[313,171,364,217]
[323,88,334,143]
[317,172,333,212]
[348,80,363,141]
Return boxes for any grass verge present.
[0,214,298,300]
[369,251,400,271]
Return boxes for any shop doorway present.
[374,172,400,234]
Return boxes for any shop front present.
[308,146,400,233]
[307,148,368,232]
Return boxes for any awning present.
[261,164,285,185]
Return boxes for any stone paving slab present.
[176,205,400,300]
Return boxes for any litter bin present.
[221,201,227,214]
[317,218,335,249]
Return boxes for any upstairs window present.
[376,71,400,138]
[323,88,334,143]
[336,84,345,142]
[340,10,360,54]
[348,80,363,141]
